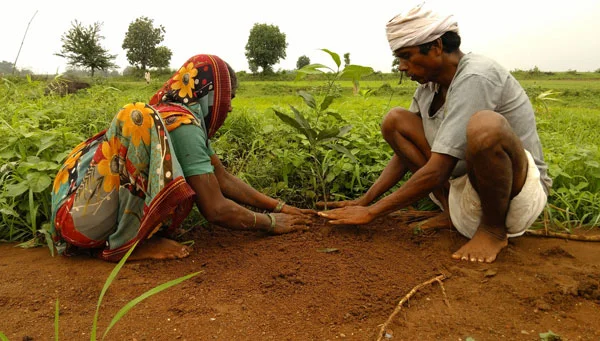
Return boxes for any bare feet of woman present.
[409,211,452,231]
[129,237,191,261]
[452,227,508,263]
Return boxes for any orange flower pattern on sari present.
[96,137,122,193]
[117,102,155,146]
[171,62,198,99]
[52,151,81,193]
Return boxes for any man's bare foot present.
[129,237,191,261]
[452,227,508,263]
[409,211,452,231]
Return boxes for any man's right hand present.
[316,198,367,210]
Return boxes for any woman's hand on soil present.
[317,206,374,225]
[269,213,312,234]
[281,204,317,216]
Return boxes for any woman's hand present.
[280,204,317,216]
[267,213,312,235]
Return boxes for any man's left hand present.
[317,206,375,225]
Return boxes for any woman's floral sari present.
[51,54,232,261]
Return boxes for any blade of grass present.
[55,298,60,341]
[0,331,9,341]
[90,241,139,341]
[101,271,202,340]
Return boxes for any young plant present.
[273,49,373,208]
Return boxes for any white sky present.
[3,0,600,74]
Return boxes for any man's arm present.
[369,152,457,217]
[319,152,457,225]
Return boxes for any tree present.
[391,57,400,73]
[122,17,171,71]
[245,23,287,75]
[343,53,350,67]
[296,55,310,69]
[151,46,172,69]
[55,21,117,77]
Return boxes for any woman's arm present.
[186,172,308,233]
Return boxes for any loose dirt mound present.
[1,214,599,340]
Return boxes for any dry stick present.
[524,229,600,242]
[13,10,38,75]
[376,274,447,341]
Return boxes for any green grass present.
[1,74,598,246]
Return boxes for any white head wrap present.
[386,2,459,52]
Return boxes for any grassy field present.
[1,74,599,245]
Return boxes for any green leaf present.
[325,143,358,163]
[298,90,316,109]
[320,49,341,68]
[273,109,303,131]
[91,241,140,341]
[315,128,342,142]
[320,95,335,111]
[295,63,330,80]
[102,271,201,340]
[0,331,9,341]
[341,65,374,80]
[37,135,57,156]
[4,182,29,197]
[26,172,52,193]
[55,298,60,341]
[324,111,344,121]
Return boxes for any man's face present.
[394,45,441,84]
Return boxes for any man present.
[318,3,552,263]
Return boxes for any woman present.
[51,54,311,262]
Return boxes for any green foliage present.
[273,49,374,207]
[55,21,117,77]
[122,17,171,71]
[343,53,350,67]
[296,55,310,70]
[245,23,287,75]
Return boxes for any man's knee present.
[466,110,510,151]
[381,107,417,139]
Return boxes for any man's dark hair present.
[418,31,461,54]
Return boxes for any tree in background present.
[343,53,350,67]
[122,17,171,71]
[296,55,310,70]
[245,23,287,75]
[391,57,399,73]
[55,21,117,77]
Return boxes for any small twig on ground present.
[524,229,600,242]
[376,274,447,341]
[389,210,440,223]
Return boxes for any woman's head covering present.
[386,2,458,52]
[150,54,232,138]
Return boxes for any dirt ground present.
[1,213,599,341]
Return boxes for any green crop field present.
[1,73,599,246]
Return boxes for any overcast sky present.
[3,0,600,75]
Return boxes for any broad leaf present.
[298,90,317,109]
[26,172,52,193]
[325,143,358,163]
[320,95,335,111]
[340,65,375,82]
[320,49,341,68]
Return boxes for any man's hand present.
[316,198,367,210]
[317,206,375,225]
[281,204,318,216]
